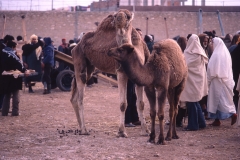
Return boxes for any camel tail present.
[71,76,77,99]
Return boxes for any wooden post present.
[164,17,169,39]
[2,14,6,39]
[146,17,148,35]
[21,15,27,41]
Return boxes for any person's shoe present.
[2,113,8,116]
[132,121,141,125]
[28,89,34,93]
[28,86,34,93]
[204,115,210,120]
[125,123,136,127]
[231,113,237,125]
[210,119,221,126]
[11,113,19,116]
[176,122,183,127]
[182,127,196,131]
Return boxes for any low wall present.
[0,10,239,46]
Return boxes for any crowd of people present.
[176,31,240,128]
[0,33,79,116]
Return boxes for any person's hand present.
[16,52,22,57]
[24,70,30,77]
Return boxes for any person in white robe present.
[207,37,237,126]
[180,34,208,131]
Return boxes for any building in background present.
[89,0,190,11]
[121,0,188,6]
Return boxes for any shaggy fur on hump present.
[147,39,187,86]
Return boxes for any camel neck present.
[121,58,153,86]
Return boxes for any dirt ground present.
[0,80,240,160]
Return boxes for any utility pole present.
[133,0,135,12]
[52,0,53,10]
[146,17,149,35]
[30,0,32,11]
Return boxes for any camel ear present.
[127,13,134,22]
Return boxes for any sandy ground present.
[0,80,240,160]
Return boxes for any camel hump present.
[153,39,181,56]
[152,39,186,73]
[95,14,116,32]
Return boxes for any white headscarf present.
[207,37,232,80]
[185,34,208,57]
[184,34,208,67]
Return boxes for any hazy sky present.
[1,0,239,11]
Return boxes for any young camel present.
[71,9,150,137]
[108,39,188,144]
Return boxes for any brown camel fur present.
[108,39,188,144]
[71,9,150,137]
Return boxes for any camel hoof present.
[79,129,90,135]
[148,139,155,144]
[165,136,172,141]
[156,140,166,145]
[172,134,179,139]
[140,130,150,136]
[117,131,128,138]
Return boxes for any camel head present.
[108,44,135,62]
[112,9,134,36]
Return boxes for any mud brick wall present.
[0,11,239,47]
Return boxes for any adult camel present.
[71,9,150,137]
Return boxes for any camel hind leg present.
[70,77,89,135]
[71,46,89,135]
[165,88,176,141]
[156,86,168,145]
[172,78,186,139]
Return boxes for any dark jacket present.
[0,46,25,94]
[22,42,41,57]
[43,37,54,67]
[22,43,42,82]
[231,44,240,94]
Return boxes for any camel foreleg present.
[117,72,128,138]
[136,85,150,136]
[144,86,156,143]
